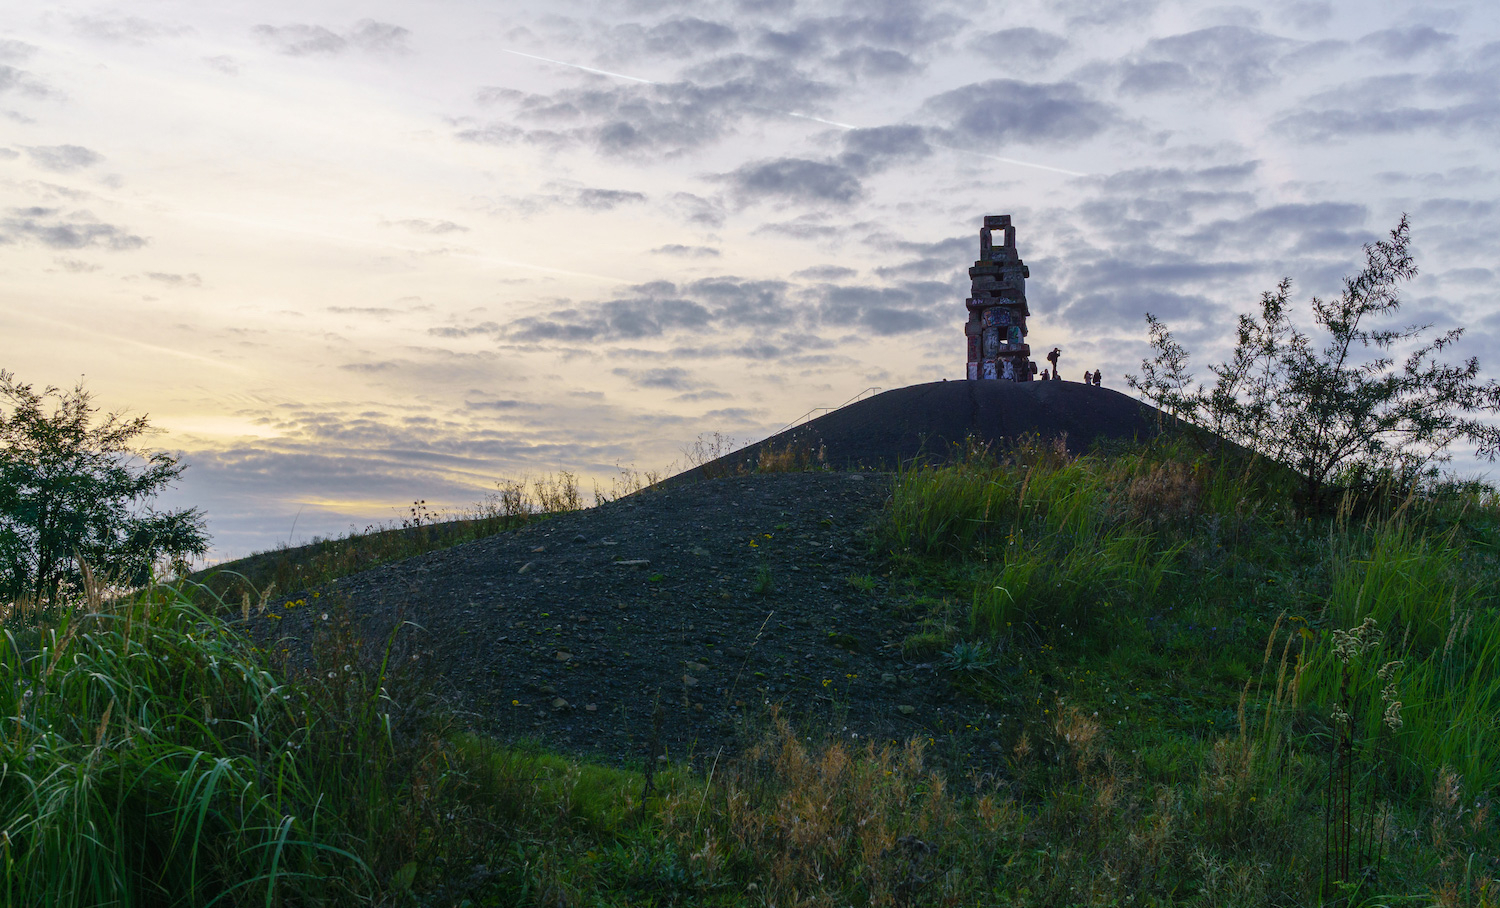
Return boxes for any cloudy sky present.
[2,0,1497,561]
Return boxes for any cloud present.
[504,276,803,344]
[1098,160,1260,192]
[1274,101,1500,141]
[1119,26,1297,96]
[673,389,731,401]
[0,40,36,62]
[575,188,648,209]
[721,157,862,205]
[387,218,469,234]
[756,25,822,58]
[24,145,101,172]
[1357,26,1456,61]
[603,17,739,61]
[428,321,502,339]
[754,217,840,240]
[0,48,52,99]
[1183,201,1371,255]
[0,208,146,250]
[465,397,541,411]
[611,366,698,389]
[144,272,202,286]
[254,20,410,57]
[1271,45,1500,144]
[53,257,100,272]
[347,19,412,54]
[1059,0,1160,28]
[204,55,239,75]
[792,264,856,280]
[828,46,921,79]
[812,280,953,335]
[812,5,964,53]
[923,79,1117,146]
[1300,74,1420,111]
[667,192,726,227]
[72,15,192,44]
[652,244,720,257]
[874,234,971,279]
[838,125,932,175]
[969,28,1068,67]
[327,307,404,323]
[254,24,345,56]
[1277,1,1333,29]
[507,294,713,343]
[1060,287,1222,332]
[339,361,400,373]
[459,53,837,158]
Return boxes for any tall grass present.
[1303,509,1500,797]
[0,571,486,906]
[888,439,1205,644]
[1,581,356,906]
[882,437,1499,903]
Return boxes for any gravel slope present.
[257,472,1004,772]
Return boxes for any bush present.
[1128,217,1500,511]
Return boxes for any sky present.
[2,0,1498,562]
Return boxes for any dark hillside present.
[668,379,1167,482]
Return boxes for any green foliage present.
[1301,513,1500,797]
[0,370,208,611]
[888,439,1194,646]
[882,439,1500,904]
[1,584,355,906]
[1129,217,1500,510]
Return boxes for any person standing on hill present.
[1084,370,1093,385]
[1093,370,1102,387]
[1046,347,1060,379]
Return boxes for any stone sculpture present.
[964,215,1033,381]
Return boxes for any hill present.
[669,379,1165,482]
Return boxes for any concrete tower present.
[964,214,1033,381]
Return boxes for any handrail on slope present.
[771,386,883,437]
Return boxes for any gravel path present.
[257,472,1003,772]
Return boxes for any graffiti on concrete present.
[964,215,1034,381]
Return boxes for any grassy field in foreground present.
[4,440,1498,906]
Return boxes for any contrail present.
[504,49,1088,177]
[0,306,251,373]
[503,49,658,84]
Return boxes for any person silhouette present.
[1093,370,1102,387]
[1046,347,1060,379]
[1084,370,1092,385]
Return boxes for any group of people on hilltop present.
[1037,347,1103,386]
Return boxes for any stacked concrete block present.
[964,214,1034,381]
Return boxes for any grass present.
[878,436,1500,905]
[5,439,1498,905]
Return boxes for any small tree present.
[1129,216,1500,510]
[0,370,208,613]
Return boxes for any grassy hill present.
[5,435,1498,906]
